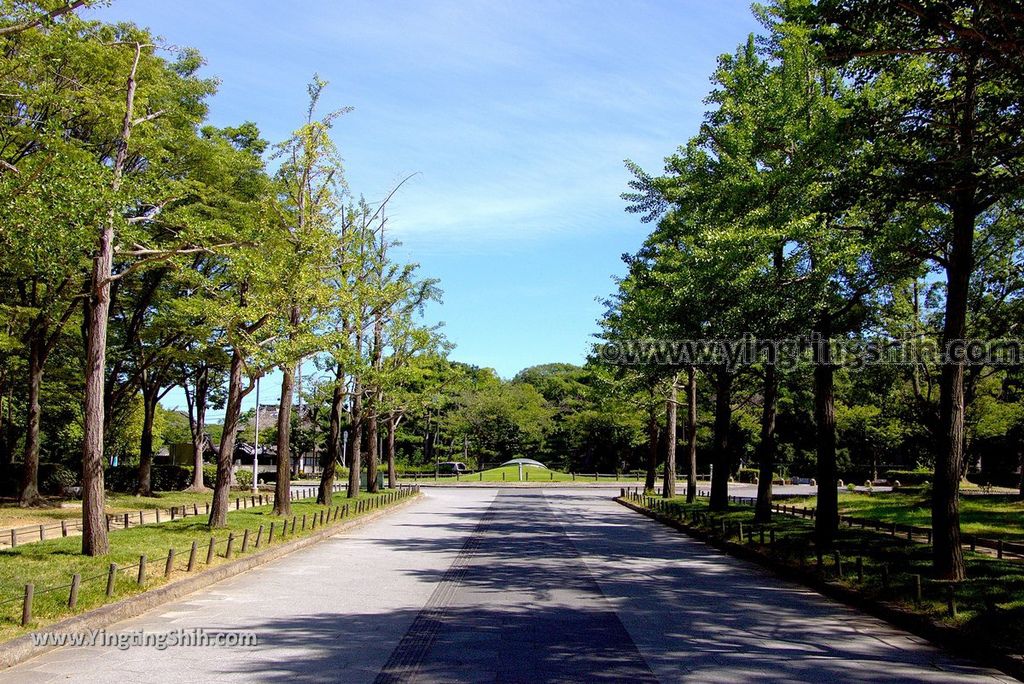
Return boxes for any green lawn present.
[0,491,233,529]
[403,465,648,483]
[0,488,410,642]
[626,493,1024,661]
[798,492,1024,541]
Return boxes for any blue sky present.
[89,0,762,417]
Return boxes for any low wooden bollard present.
[39,524,45,541]
[155,509,161,524]
[106,564,118,597]
[881,563,890,590]
[188,541,198,572]
[998,541,1004,559]
[235,498,240,510]
[311,513,317,530]
[137,555,147,584]
[319,510,325,526]
[170,507,176,521]
[856,557,864,582]
[268,522,275,544]
[140,511,145,525]
[947,584,957,617]
[241,528,250,553]
[291,516,297,533]
[255,525,264,548]
[770,529,776,546]
[206,537,216,564]
[68,573,81,609]
[22,584,33,627]
[913,574,922,605]
[124,513,130,529]
[165,549,176,577]
[61,520,68,537]
[833,552,843,578]
[193,503,199,516]
[225,533,235,559]
[301,514,307,531]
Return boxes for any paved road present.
[1,488,1013,683]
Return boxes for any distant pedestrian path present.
[1,489,1013,682]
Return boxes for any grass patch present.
[404,466,648,483]
[0,488,413,642]
[0,491,232,529]
[797,492,1024,542]
[624,492,1024,662]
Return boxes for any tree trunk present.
[272,363,295,516]
[754,364,778,523]
[347,390,362,498]
[386,413,398,489]
[136,382,158,496]
[318,367,344,506]
[187,366,209,491]
[366,408,379,493]
[933,201,974,580]
[645,387,659,492]
[80,42,145,556]
[662,379,677,498]
[685,366,698,504]
[708,367,732,511]
[209,351,243,528]
[814,330,839,550]
[19,337,45,506]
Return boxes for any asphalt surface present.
[1,488,1013,683]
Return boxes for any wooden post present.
[291,516,297,533]
[914,574,922,605]
[137,554,147,584]
[187,541,198,572]
[242,528,250,553]
[268,522,275,544]
[21,584,33,627]
[998,540,1004,559]
[106,563,118,596]
[39,524,45,541]
[881,563,890,590]
[946,584,957,617]
[155,509,161,524]
[140,511,145,525]
[206,537,216,564]
[193,503,199,516]
[301,514,307,531]
[255,525,264,548]
[833,552,842,578]
[856,557,864,582]
[225,533,235,559]
[61,520,68,537]
[165,549,175,577]
[68,573,81,609]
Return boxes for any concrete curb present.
[0,493,423,670]
[615,496,1024,682]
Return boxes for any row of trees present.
[604,0,1024,580]
[0,2,440,555]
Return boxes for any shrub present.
[40,463,78,495]
[104,465,137,492]
[235,468,253,489]
[202,464,218,488]
[152,465,192,491]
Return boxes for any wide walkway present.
[1,488,1014,683]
